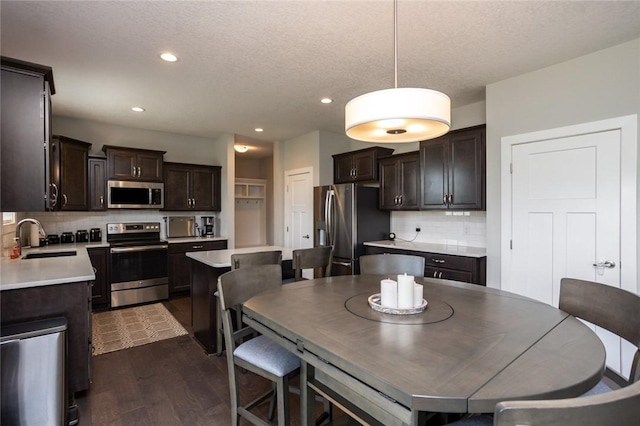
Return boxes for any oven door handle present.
[110,244,168,254]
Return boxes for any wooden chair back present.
[292,246,333,280]
[494,379,640,426]
[359,253,425,277]
[560,278,640,384]
[231,250,282,270]
[218,264,283,349]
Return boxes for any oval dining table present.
[242,274,606,426]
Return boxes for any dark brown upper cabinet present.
[102,145,165,182]
[333,147,394,184]
[420,124,485,210]
[379,152,421,210]
[88,156,107,211]
[1,57,55,212]
[164,162,222,211]
[49,135,91,211]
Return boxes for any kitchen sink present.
[22,250,77,259]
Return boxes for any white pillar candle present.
[414,283,424,307]
[380,279,398,308]
[397,273,414,309]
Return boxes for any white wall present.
[486,39,640,289]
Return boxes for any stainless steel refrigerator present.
[314,184,390,275]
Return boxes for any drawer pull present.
[192,245,204,249]
[431,259,445,264]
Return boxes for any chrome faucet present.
[15,218,47,254]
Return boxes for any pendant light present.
[345,0,450,143]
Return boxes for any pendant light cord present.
[394,0,398,89]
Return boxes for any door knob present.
[302,235,310,239]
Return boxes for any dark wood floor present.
[76,297,311,425]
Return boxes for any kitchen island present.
[1,244,99,396]
[186,246,293,354]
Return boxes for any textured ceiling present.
[2,1,639,157]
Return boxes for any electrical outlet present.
[415,226,421,232]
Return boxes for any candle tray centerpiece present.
[369,274,427,315]
[368,293,427,315]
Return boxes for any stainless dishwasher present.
[1,317,68,426]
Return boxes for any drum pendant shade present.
[345,88,450,143]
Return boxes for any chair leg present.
[276,375,291,426]
[268,382,277,420]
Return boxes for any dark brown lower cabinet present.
[1,281,92,395]
[364,245,486,285]
[88,247,109,309]
[168,240,228,296]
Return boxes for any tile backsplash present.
[391,211,486,248]
[8,211,218,247]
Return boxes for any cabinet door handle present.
[192,245,203,249]
[433,271,437,278]
[399,195,403,205]
[62,193,68,207]
[448,193,453,205]
[50,183,58,208]
[431,259,445,264]
[99,195,104,206]
[443,194,448,205]
[438,272,443,279]
[192,198,196,208]
[137,166,142,177]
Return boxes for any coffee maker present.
[201,216,216,237]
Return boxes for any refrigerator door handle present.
[326,189,334,246]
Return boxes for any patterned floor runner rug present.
[92,303,188,356]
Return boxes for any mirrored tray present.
[367,293,428,315]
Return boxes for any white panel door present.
[507,127,629,375]
[510,131,620,304]
[284,168,313,278]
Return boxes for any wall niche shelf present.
[235,178,267,247]
[235,178,266,200]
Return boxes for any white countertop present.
[187,245,293,268]
[1,243,98,291]
[164,236,228,244]
[364,240,487,258]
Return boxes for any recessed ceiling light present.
[254,128,264,132]
[131,106,145,112]
[160,52,178,62]
[321,98,333,104]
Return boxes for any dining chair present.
[218,264,300,426]
[559,278,640,393]
[215,250,282,356]
[359,253,425,277]
[448,379,640,425]
[291,246,333,281]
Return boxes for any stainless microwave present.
[107,180,164,209]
